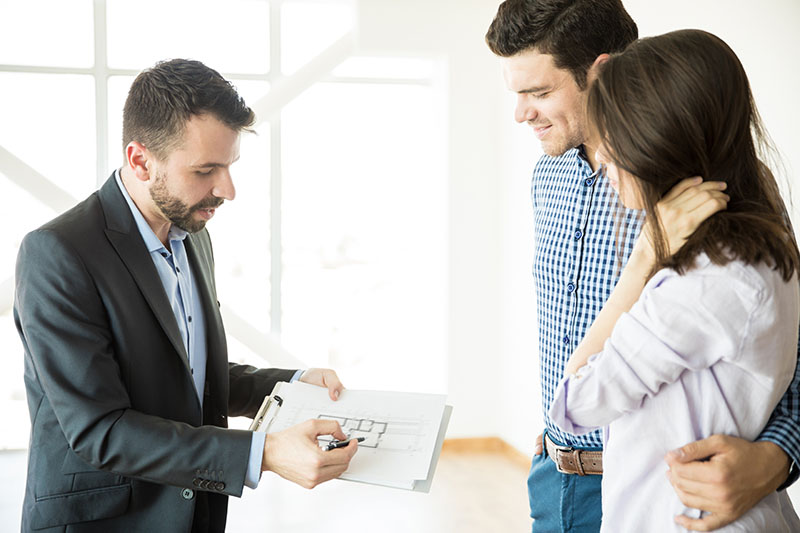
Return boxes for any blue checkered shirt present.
[533,148,800,485]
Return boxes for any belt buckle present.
[553,444,575,475]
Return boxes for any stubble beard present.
[150,170,222,233]
[540,125,586,159]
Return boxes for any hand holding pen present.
[325,437,365,451]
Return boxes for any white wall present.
[356,0,509,438]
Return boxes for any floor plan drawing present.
[316,415,424,452]
[260,381,449,491]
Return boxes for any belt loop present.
[572,450,586,476]
[542,430,549,459]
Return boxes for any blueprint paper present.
[265,381,447,487]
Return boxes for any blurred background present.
[0,0,798,530]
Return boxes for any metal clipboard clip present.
[248,394,284,432]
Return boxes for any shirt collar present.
[114,169,188,255]
[575,145,603,179]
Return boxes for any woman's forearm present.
[564,242,654,375]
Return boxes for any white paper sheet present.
[265,382,447,487]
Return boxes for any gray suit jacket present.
[14,175,295,532]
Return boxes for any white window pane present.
[227,335,271,369]
[0,173,57,280]
[0,174,52,451]
[211,110,272,331]
[0,73,96,202]
[107,75,135,169]
[281,1,355,75]
[281,81,447,393]
[0,0,93,68]
[332,57,437,80]
[228,80,273,112]
[0,310,29,450]
[106,0,270,73]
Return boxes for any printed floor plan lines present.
[260,381,449,490]
[316,414,427,452]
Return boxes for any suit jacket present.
[14,175,296,532]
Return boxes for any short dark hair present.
[122,59,255,160]
[587,29,799,281]
[486,0,638,88]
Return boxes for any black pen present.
[325,437,365,451]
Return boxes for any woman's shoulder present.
[649,252,795,308]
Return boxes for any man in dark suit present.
[14,59,357,532]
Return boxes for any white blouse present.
[550,254,800,532]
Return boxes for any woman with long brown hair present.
[549,29,800,531]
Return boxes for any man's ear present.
[586,53,611,85]
[125,141,151,182]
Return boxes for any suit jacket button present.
[192,478,201,487]
[182,488,195,500]
[214,482,225,491]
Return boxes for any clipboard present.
[247,382,451,492]
[248,393,283,432]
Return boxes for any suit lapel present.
[184,232,229,416]
[98,175,192,375]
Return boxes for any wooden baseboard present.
[442,437,531,469]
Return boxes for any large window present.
[0,0,447,448]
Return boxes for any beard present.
[150,170,223,233]
[539,125,586,158]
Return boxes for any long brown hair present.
[587,29,799,281]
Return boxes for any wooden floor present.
[0,446,532,532]
[227,444,533,532]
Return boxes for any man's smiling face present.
[502,49,590,157]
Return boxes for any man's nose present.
[213,169,236,201]
[514,95,537,124]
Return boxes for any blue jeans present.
[528,433,603,532]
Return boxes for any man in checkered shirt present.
[486,1,800,531]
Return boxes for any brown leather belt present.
[544,433,603,476]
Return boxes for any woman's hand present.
[637,177,729,261]
[565,178,728,376]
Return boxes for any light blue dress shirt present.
[114,171,265,489]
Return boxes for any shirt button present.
[574,230,583,240]
[567,282,576,293]
[161,252,168,258]
[584,177,595,186]
[563,336,570,345]
[176,267,181,273]
[182,488,195,500]
[188,316,192,323]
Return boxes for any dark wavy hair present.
[122,59,254,160]
[485,0,637,88]
[587,29,799,281]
